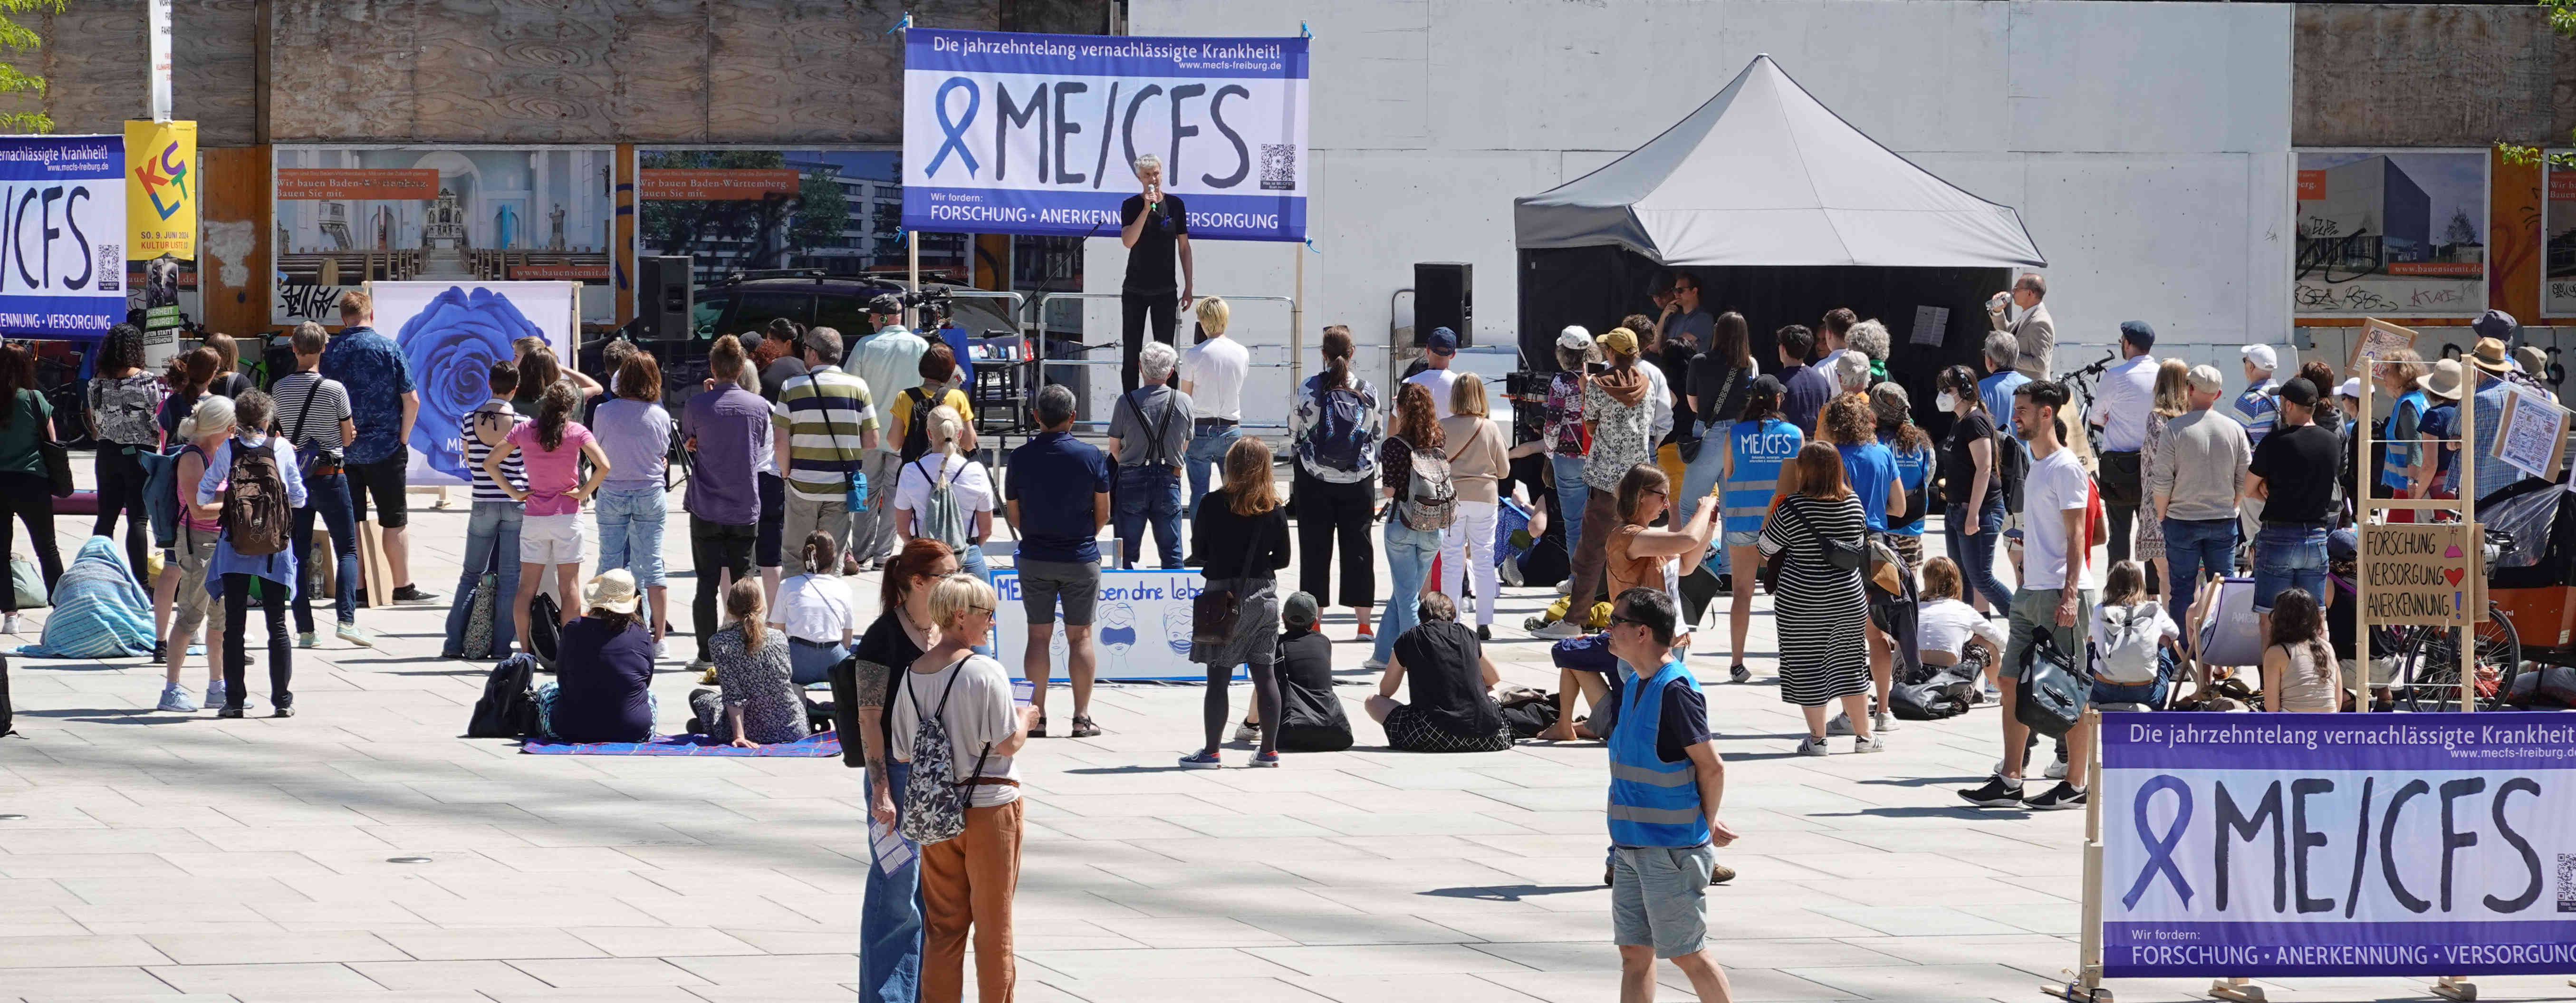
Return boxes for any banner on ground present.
[0,135,124,338]
[272,145,617,326]
[993,567,1226,682]
[125,119,196,363]
[903,29,1309,241]
[366,280,579,487]
[2100,713,2576,978]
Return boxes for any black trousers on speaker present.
[1121,289,1179,393]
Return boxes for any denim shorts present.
[2252,523,2328,614]
[1611,843,1714,958]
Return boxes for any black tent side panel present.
[1519,246,2010,429]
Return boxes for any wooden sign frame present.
[2346,317,2418,377]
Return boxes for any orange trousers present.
[919,798,1025,1003]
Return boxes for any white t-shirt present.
[1181,336,1250,422]
[887,653,1022,807]
[770,573,861,644]
[1405,366,1462,421]
[894,453,996,519]
[2022,447,2098,591]
[2093,355,2159,453]
[1916,599,2005,659]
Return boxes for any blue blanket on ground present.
[519,732,843,757]
[14,537,155,659]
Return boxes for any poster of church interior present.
[272,145,618,326]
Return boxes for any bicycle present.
[2386,529,2521,713]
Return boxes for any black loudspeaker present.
[636,256,693,342]
[1415,261,1471,347]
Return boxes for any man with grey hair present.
[1986,271,2054,378]
[1006,383,1112,737]
[1977,331,2030,437]
[1119,153,1195,393]
[771,325,879,561]
[1106,340,1195,568]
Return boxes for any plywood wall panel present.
[2293,4,2558,148]
[176,0,262,144]
[269,0,424,140]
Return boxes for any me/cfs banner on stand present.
[0,135,124,337]
[903,29,1308,241]
[2101,713,2576,978]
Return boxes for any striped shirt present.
[269,372,351,453]
[465,399,529,503]
[2227,379,2278,446]
[1721,417,1802,536]
[772,366,880,502]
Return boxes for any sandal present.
[1030,715,1048,738]
[1070,715,1101,738]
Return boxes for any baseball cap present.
[2472,309,2518,342]
[1283,591,1319,630]
[2329,528,2358,562]
[2336,377,2361,400]
[2186,365,2226,394]
[1557,326,1592,351]
[2278,377,2319,407]
[2119,320,2156,351]
[867,292,906,316]
[1427,327,1458,355]
[1749,373,1785,396]
[1598,327,1638,357]
[2240,345,2278,371]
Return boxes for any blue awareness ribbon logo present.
[926,77,980,179]
[2122,774,2194,909]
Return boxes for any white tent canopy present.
[1514,55,2046,269]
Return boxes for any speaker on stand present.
[1414,262,1472,347]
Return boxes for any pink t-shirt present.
[505,420,595,517]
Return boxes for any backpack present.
[913,456,972,554]
[1306,382,1373,473]
[462,571,499,660]
[526,591,562,667]
[1396,439,1456,531]
[2094,601,2165,685]
[219,439,293,558]
[1995,420,2029,515]
[900,657,998,845]
[140,444,188,550]
[899,387,937,464]
[466,654,542,738]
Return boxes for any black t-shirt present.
[1650,676,1712,764]
[208,372,254,399]
[1650,349,1691,446]
[1119,193,1190,294]
[1686,355,1749,430]
[1940,411,1997,506]
[2250,423,2340,524]
[1390,620,1505,738]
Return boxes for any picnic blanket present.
[15,537,155,659]
[520,732,844,757]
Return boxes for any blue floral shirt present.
[318,325,416,465]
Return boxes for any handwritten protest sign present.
[2346,317,2417,377]
[2361,523,2470,627]
[2491,384,2572,481]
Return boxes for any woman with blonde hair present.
[1179,295,1248,517]
[1437,374,1509,636]
[1179,436,1293,768]
[896,573,1037,1003]
[2137,358,2190,605]
[2374,347,2431,513]
[896,405,997,581]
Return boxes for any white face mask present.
[1935,391,1959,413]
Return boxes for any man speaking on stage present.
[1119,153,1196,393]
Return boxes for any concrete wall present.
[1097,0,2296,425]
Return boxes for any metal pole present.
[907,230,922,330]
[1291,242,1306,388]
[148,0,172,122]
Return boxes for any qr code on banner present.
[97,243,121,291]
[1260,144,1296,191]
[2559,854,2576,912]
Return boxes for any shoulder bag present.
[1190,512,1269,646]
[1755,497,1863,594]
[33,393,70,498]
[2015,629,2088,739]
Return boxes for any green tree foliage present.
[0,0,65,134]
[639,148,850,271]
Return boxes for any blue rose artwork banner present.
[366,280,579,487]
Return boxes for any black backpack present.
[526,592,562,668]
[466,654,542,738]
[899,387,936,464]
[1995,418,2030,515]
[0,654,14,738]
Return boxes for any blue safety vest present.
[1606,659,1710,848]
[2378,389,2426,491]
[1721,418,1802,537]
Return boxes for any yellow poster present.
[124,120,196,353]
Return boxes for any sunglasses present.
[1608,613,1649,628]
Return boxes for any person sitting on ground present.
[1914,557,2004,694]
[773,530,862,686]
[539,570,657,743]
[2262,587,2341,714]
[2092,559,2181,709]
[1367,592,1512,752]
[1266,591,1354,752]
[691,578,810,746]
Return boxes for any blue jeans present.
[1551,454,1590,559]
[1943,497,2012,611]
[1371,521,1444,664]
[1115,466,1184,569]
[2092,675,2169,707]
[2251,523,2329,615]
[860,760,923,1003]
[788,638,846,687]
[2162,516,2238,618]
[291,471,360,633]
[594,485,669,589]
[959,543,990,584]
[1185,423,1241,519]
[442,501,525,659]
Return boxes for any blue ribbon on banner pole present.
[886,11,912,33]
[927,77,980,179]
[2123,775,2195,909]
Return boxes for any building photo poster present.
[2546,156,2576,318]
[272,145,617,326]
[635,147,914,293]
[2296,151,2488,317]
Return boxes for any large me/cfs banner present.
[0,135,124,337]
[2100,713,2576,978]
[903,29,1309,241]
